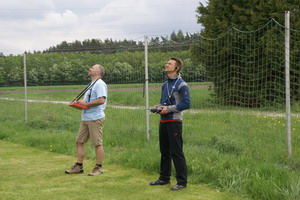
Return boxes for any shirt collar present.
[165,73,181,80]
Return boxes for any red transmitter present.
[68,102,88,110]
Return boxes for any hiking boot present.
[88,166,103,176]
[65,164,84,174]
[149,179,170,186]
[170,184,186,191]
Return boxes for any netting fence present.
[1,14,300,158]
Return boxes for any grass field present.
[0,140,246,200]
[1,84,300,199]
[1,82,297,113]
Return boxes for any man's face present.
[88,65,100,76]
[165,60,177,73]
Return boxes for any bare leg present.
[95,145,104,164]
[76,142,85,163]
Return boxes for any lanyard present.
[87,79,99,102]
[166,77,180,99]
[70,79,99,103]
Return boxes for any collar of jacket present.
[165,73,181,80]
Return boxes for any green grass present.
[0,83,245,110]
[0,82,212,91]
[0,83,156,92]
[0,140,246,200]
[1,85,300,199]
[0,83,293,113]
[1,100,300,199]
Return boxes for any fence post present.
[144,35,150,140]
[285,11,292,159]
[23,52,28,122]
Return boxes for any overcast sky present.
[0,0,205,55]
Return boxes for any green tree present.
[177,30,184,42]
[7,66,23,86]
[194,0,300,107]
[106,62,134,84]
[0,66,6,85]
[197,0,300,37]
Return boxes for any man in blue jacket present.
[150,57,190,191]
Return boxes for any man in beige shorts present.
[65,64,108,176]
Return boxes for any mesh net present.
[191,19,300,112]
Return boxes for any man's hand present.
[159,106,168,115]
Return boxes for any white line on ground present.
[1,97,299,117]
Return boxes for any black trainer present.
[170,184,186,191]
[149,179,170,186]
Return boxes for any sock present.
[76,162,83,166]
[96,164,102,168]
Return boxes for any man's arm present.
[160,84,190,114]
[77,97,106,107]
[175,84,190,111]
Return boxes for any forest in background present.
[0,30,206,87]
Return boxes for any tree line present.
[0,29,206,87]
[194,0,300,108]
[39,30,199,54]
[0,48,206,87]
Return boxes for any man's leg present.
[65,143,84,174]
[95,145,104,164]
[88,119,105,176]
[159,122,172,182]
[87,145,104,176]
[150,122,171,185]
[65,122,88,174]
[90,119,105,165]
[75,121,89,164]
[76,142,85,163]
[167,122,187,186]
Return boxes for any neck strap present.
[71,79,99,102]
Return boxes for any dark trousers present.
[159,121,187,185]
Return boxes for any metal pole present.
[285,11,292,159]
[23,52,28,122]
[144,35,150,140]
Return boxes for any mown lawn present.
[0,140,247,200]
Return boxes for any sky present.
[0,0,205,55]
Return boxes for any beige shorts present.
[76,118,106,146]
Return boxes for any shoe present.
[170,184,186,191]
[149,179,170,186]
[88,166,103,176]
[65,164,84,174]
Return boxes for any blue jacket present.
[160,74,190,121]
